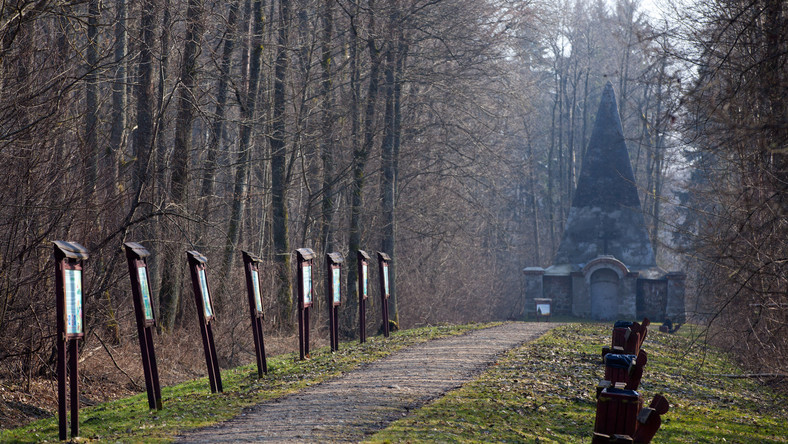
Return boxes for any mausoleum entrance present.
[590,268,619,320]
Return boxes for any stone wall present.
[543,275,572,314]
[637,279,668,321]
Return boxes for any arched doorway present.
[590,268,619,320]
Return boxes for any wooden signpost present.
[296,248,315,360]
[326,252,344,352]
[357,250,371,343]
[186,250,223,393]
[123,242,163,410]
[377,252,392,338]
[53,241,89,440]
[242,250,267,376]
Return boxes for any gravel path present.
[178,322,558,443]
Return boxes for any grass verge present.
[367,323,788,443]
[0,323,495,443]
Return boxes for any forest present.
[0,0,785,422]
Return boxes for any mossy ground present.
[368,323,788,443]
[0,323,493,443]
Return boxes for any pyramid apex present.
[552,80,656,269]
[599,82,618,115]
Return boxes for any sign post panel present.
[357,250,371,343]
[186,250,222,393]
[242,250,268,376]
[326,252,344,352]
[295,248,316,360]
[53,241,89,439]
[123,242,162,410]
[377,252,392,338]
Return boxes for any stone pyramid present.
[553,82,656,270]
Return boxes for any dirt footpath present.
[178,322,558,443]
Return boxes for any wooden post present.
[186,250,223,393]
[53,241,89,440]
[357,250,371,343]
[124,242,163,410]
[242,250,268,376]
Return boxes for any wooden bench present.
[611,319,650,355]
[592,319,666,443]
[633,394,669,443]
[594,387,642,437]
[592,394,669,443]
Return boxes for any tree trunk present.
[159,0,203,330]
[84,0,99,205]
[380,32,404,326]
[319,0,336,255]
[547,62,558,253]
[347,0,382,335]
[342,1,362,337]
[388,40,405,325]
[155,0,172,198]
[525,129,541,266]
[270,0,294,330]
[198,0,239,248]
[222,0,263,287]
[148,0,172,323]
[108,0,127,195]
[133,0,155,197]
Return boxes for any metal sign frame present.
[326,252,344,352]
[186,250,223,393]
[357,250,371,343]
[377,252,392,337]
[242,250,268,376]
[53,241,89,440]
[123,242,163,410]
[296,248,316,360]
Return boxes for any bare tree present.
[676,0,787,374]
[270,0,295,329]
